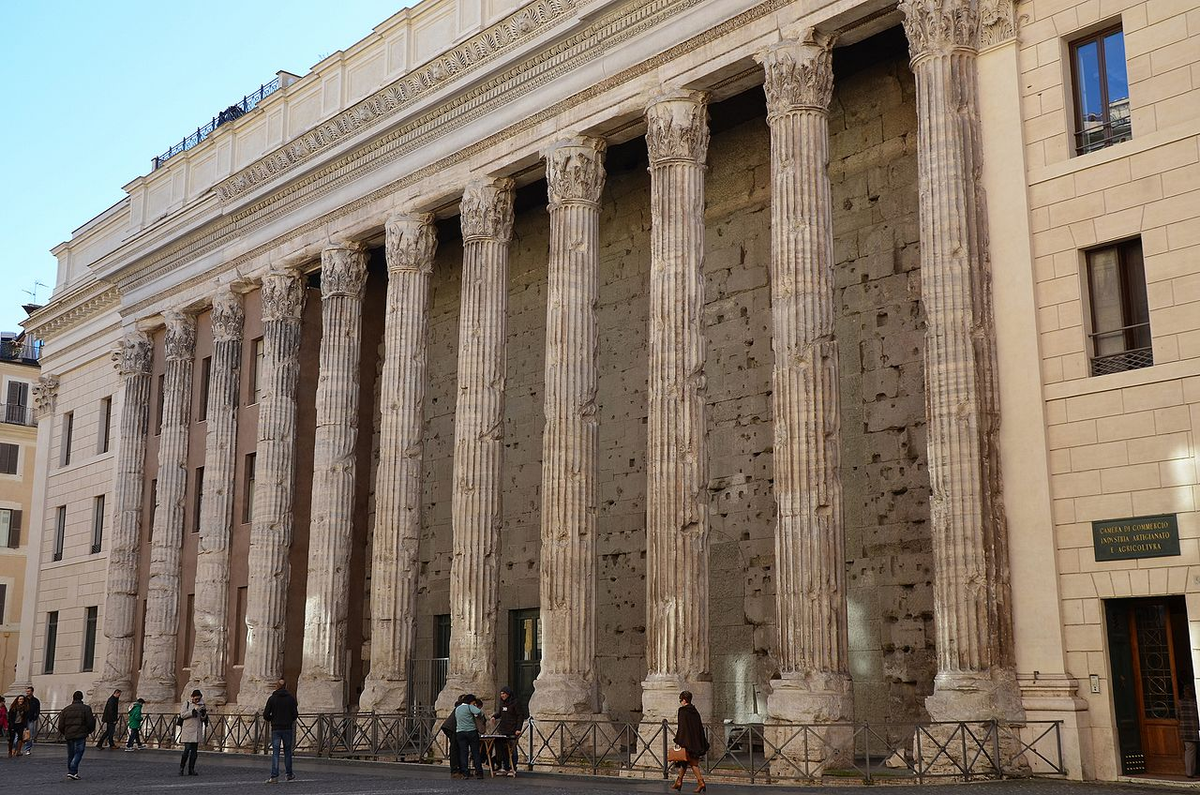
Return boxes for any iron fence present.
[37,709,1064,785]
[1,403,34,426]
[152,78,282,170]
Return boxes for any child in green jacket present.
[124,699,145,751]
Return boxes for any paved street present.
[3,746,1185,793]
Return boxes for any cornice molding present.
[25,283,120,341]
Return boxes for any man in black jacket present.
[22,686,40,755]
[492,686,525,776]
[263,679,299,783]
[96,689,120,749]
[61,691,96,780]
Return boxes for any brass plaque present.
[1092,514,1179,562]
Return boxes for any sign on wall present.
[1092,514,1180,562]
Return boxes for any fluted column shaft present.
[360,215,437,713]
[188,288,244,705]
[642,91,711,724]
[139,312,196,705]
[93,332,154,697]
[298,243,369,712]
[243,269,307,708]
[759,37,853,723]
[435,178,514,712]
[901,0,1020,721]
[530,138,606,719]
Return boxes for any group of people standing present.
[440,686,525,779]
[0,687,41,758]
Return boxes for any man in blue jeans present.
[454,694,486,778]
[59,691,96,781]
[263,678,299,783]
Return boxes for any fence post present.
[991,721,1002,780]
[915,727,923,786]
[527,718,534,771]
[1055,721,1065,775]
[863,723,871,784]
[662,720,669,780]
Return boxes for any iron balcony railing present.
[1088,322,1153,377]
[1075,99,1132,155]
[151,77,282,170]
[37,710,1066,785]
[1,403,34,427]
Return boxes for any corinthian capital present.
[33,374,60,414]
[321,243,369,298]
[210,286,245,343]
[546,137,607,207]
[460,178,516,242]
[112,331,154,377]
[385,213,438,274]
[645,91,709,165]
[899,0,978,60]
[163,311,197,362]
[260,268,308,322]
[758,34,834,117]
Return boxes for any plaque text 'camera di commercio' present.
[1092,514,1180,562]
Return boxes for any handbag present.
[473,713,487,734]
[668,744,689,763]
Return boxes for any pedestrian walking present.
[1181,685,1199,778]
[60,691,96,781]
[263,679,298,783]
[7,695,27,758]
[453,693,486,779]
[0,697,8,750]
[177,689,207,776]
[124,699,146,751]
[492,686,524,776]
[441,695,466,778]
[671,691,708,793]
[22,687,40,756]
[96,689,120,750]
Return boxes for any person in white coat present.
[178,690,207,776]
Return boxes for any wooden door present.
[1130,601,1184,775]
[510,609,541,712]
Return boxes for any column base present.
[237,676,278,717]
[766,672,855,772]
[137,678,178,708]
[185,678,227,707]
[359,677,409,714]
[640,674,711,727]
[527,672,599,720]
[925,668,1026,723]
[434,670,497,716]
[296,676,347,714]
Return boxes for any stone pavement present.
[6,746,1187,794]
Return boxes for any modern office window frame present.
[1069,25,1132,155]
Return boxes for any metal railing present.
[406,657,448,714]
[1075,100,1132,155]
[0,338,40,363]
[37,710,1065,785]
[1,403,34,426]
[152,78,282,170]
[1088,322,1153,376]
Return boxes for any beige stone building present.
[19,0,1200,782]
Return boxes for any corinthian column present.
[758,36,853,726]
[92,332,153,698]
[188,287,244,705]
[529,137,606,719]
[434,178,514,714]
[298,243,369,713]
[642,91,711,725]
[900,0,1021,722]
[361,215,437,713]
[243,268,307,709]
[138,311,196,706]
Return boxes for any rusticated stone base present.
[528,672,600,720]
[922,668,1029,777]
[359,678,409,714]
[641,675,712,727]
[765,671,855,772]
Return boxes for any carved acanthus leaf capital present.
[979,0,1017,48]
[32,374,60,414]
[546,137,607,207]
[112,331,154,377]
[645,90,709,165]
[460,178,516,242]
[899,0,979,60]
[210,286,245,343]
[163,311,197,362]
[385,214,438,274]
[321,243,369,298]
[758,36,835,116]
[260,269,308,322]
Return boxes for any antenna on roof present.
[23,281,48,303]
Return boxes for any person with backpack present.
[262,679,299,783]
[60,691,96,781]
[453,693,486,779]
[124,698,146,750]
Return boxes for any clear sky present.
[0,1,415,335]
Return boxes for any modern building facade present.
[18,0,1200,782]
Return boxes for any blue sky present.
[0,2,414,334]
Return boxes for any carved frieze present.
[758,35,835,117]
[546,137,607,207]
[260,269,308,321]
[899,0,979,59]
[162,311,197,362]
[320,243,369,297]
[460,178,516,242]
[384,214,438,274]
[112,331,154,377]
[645,91,710,165]
[210,286,245,343]
[32,375,60,415]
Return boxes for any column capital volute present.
[899,0,979,63]
[162,310,197,362]
[260,267,308,322]
[545,136,607,208]
[644,90,709,166]
[32,374,60,415]
[384,213,438,274]
[320,241,369,298]
[210,284,245,344]
[460,178,516,243]
[758,32,835,117]
[112,330,154,378]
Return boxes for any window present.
[82,606,98,672]
[198,357,212,422]
[249,337,265,404]
[98,396,112,454]
[147,479,158,540]
[243,453,256,524]
[155,373,166,435]
[435,614,452,659]
[136,599,147,669]
[233,586,248,665]
[0,442,17,474]
[4,380,29,425]
[1071,26,1131,155]
[60,411,74,466]
[91,495,106,554]
[0,509,21,548]
[193,467,205,533]
[0,584,6,624]
[1086,239,1151,376]
[44,611,58,674]
[53,506,66,561]
[183,593,195,667]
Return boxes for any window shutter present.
[8,510,19,548]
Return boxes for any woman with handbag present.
[671,691,708,792]
[7,696,27,758]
